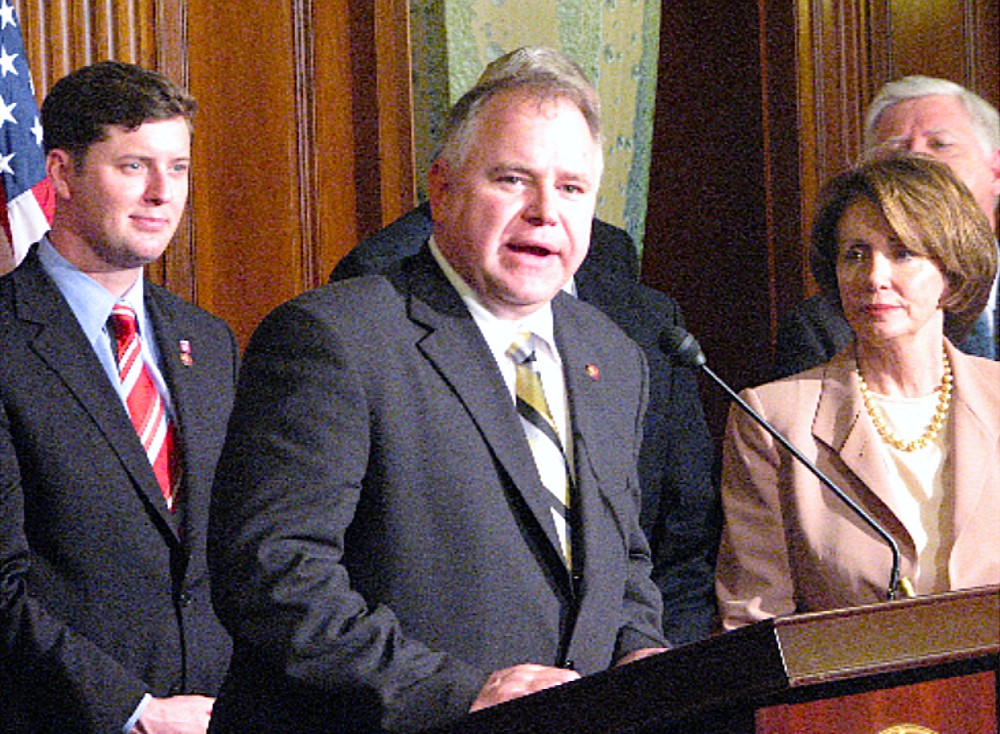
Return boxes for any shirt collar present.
[428,236,558,358]
[38,236,148,347]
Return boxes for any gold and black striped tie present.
[508,331,572,562]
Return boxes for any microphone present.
[661,325,914,601]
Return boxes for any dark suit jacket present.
[208,250,666,733]
[329,206,719,645]
[774,290,999,380]
[0,247,238,733]
[772,292,855,380]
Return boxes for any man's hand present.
[470,663,580,712]
[131,695,214,734]
[615,646,669,666]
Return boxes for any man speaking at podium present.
[207,50,667,733]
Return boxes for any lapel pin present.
[586,364,600,381]
[179,340,193,366]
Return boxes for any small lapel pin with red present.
[586,363,600,381]
[179,340,193,366]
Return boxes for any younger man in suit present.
[208,53,667,733]
[0,61,238,734]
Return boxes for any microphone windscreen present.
[660,325,706,368]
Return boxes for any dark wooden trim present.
[345,0,415,240]
[309,0,415,289]
[293,0,320,287]
[348,0,383,242]
[154,0,193,300]
[760,0,805,325]
[373,0,416,223]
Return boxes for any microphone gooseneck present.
[660,325,911,601]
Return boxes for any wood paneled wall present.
[183,0,415,345]
[15,0,192,293]
[14,0,998,397]
[642,0,999,437]
[16,0,161,87]
[643,0,771,437]
[15,0,414,347]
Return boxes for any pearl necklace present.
[856,346,953,452]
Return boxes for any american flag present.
[0,0,53,273]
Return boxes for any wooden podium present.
[424,586,999,734]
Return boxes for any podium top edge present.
[773,585,999,685]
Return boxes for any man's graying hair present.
[438,47,602,168]
[476,46,600,115]
[862,75,999,157]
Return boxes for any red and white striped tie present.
[109,303,177,512]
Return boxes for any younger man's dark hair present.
[41,60,196,165]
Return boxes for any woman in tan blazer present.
[716,154,1000,630]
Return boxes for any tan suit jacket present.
[716,341,1000,630]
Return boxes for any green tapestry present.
[410,0,661,253]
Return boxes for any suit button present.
[177,591,193,607]
[168,683,183,696]
[563,659,575,670]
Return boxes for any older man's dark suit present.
[329,204,719,645]
[208,249,666,733]
[0,248,238,733]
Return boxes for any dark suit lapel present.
[146,288,201,542]
[14,254,180,540]
[957,308,996,359]
[400,252,570,571]
[551,296,624,573]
